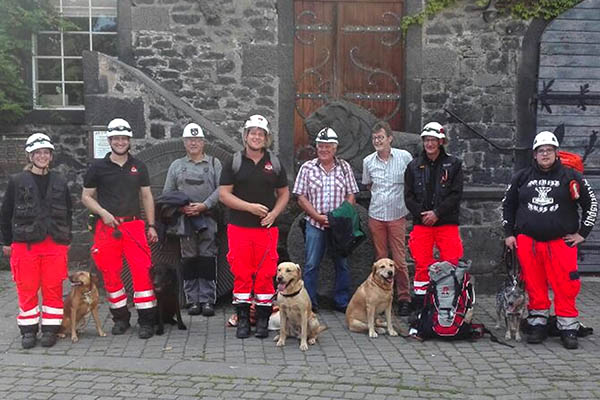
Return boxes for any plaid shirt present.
[293,158,359,230]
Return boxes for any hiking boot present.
[202,303,215,317]
[236,303,251,339]
[21,332,37,349]
[560,330,579,350]
[188,303,202,316]
[111,320,131,335]
[397,301,411,317]
[527,324,548,344]
[40,332,57,348]
[138,324,154,339]
[255,305,272,338]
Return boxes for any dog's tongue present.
[277,282,287,292]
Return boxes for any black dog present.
[150,263,187,335]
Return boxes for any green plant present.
[0,0,62,124]
[401,0,582,34]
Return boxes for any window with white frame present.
[33,0,117,109]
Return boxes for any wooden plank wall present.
[537,0,600,272]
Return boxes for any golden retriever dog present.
[346,258,398,338]
[58,271,106,342]
[274,262,326,351]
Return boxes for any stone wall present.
[128,0,280,149]
[419,2,528,187]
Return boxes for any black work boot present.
[560,330,579,349]
[21,332,37,349]
[527,324,548,344]
[236,303,251,339]
[137,307,157,339]
[40,332,58,347]
[112,320,131,335]
[255,305,272,338]
[397,301,411,317]
[110,306,131,335]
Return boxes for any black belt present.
[115,216,138,223]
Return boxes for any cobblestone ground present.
[0,271,599,399]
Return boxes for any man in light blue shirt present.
[362,121,413,316]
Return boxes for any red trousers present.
[516,234,580,319]
[408,224,463,295]
[227,224,278,306]
[10,237,68,333]
[91,220,156,311]
[368,217,410,302]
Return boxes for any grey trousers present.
[180,219,218,305]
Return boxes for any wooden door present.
[294,0,404,149]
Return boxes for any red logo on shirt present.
[264,162,274,174]
[130,166,139,174]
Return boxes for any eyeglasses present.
[372,135,387,142]
[536,148,556,155]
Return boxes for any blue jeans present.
[303,223,351,309]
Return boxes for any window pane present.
[36,58,62,81]
[92,0,117,7]
[92,34,117,56]
[65,83,84,106]
[63,0,88,7]
[92,16,116,32]
[64,59,83,81]
[37,34,61,56]
[37,83,64,107]
[62,6,89,17]
[64,33,89,55]
[64,16,89,32]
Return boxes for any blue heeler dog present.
[495,275,527,341]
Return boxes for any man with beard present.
[219,115,289,339]
[81,118,159,339]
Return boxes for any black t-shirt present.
[219,151,288,227]
[83,153,150,217]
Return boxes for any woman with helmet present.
[404,121,464,313]
[502,131,597,349]
[0,133,72,349]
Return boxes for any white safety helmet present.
[420,122,445,140]
[315,127,339,144]
[25,133,54,153]
[107,118,133,138]
[532,131,559,150]
[243,114,270,135]
[182,123,204,138]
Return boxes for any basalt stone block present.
[216,60,235,74]
[422,48,457,78]
[242,44,277,77]
[187,28,206,37]
[169,58,189,71]
[182,44,198,57]
[172,14,201,25]
[153,40,172,50]
[151,124,165,139]
[132,7,170,31]
[85,96,146,139]
[158,70,180,79]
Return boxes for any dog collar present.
[280,283,303,298]
[371,272,392,291]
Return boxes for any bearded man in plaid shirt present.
[293,127,359,313]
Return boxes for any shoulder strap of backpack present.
[267,150,281,174]
[232,151,242,175]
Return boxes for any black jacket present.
[0,171,72,245]
[404,149,463,226]
[502,160,597,242]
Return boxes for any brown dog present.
[58,271,106,342]
[274,262,326,351]
[346,258,398,338]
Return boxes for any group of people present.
[0,114,595,350]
